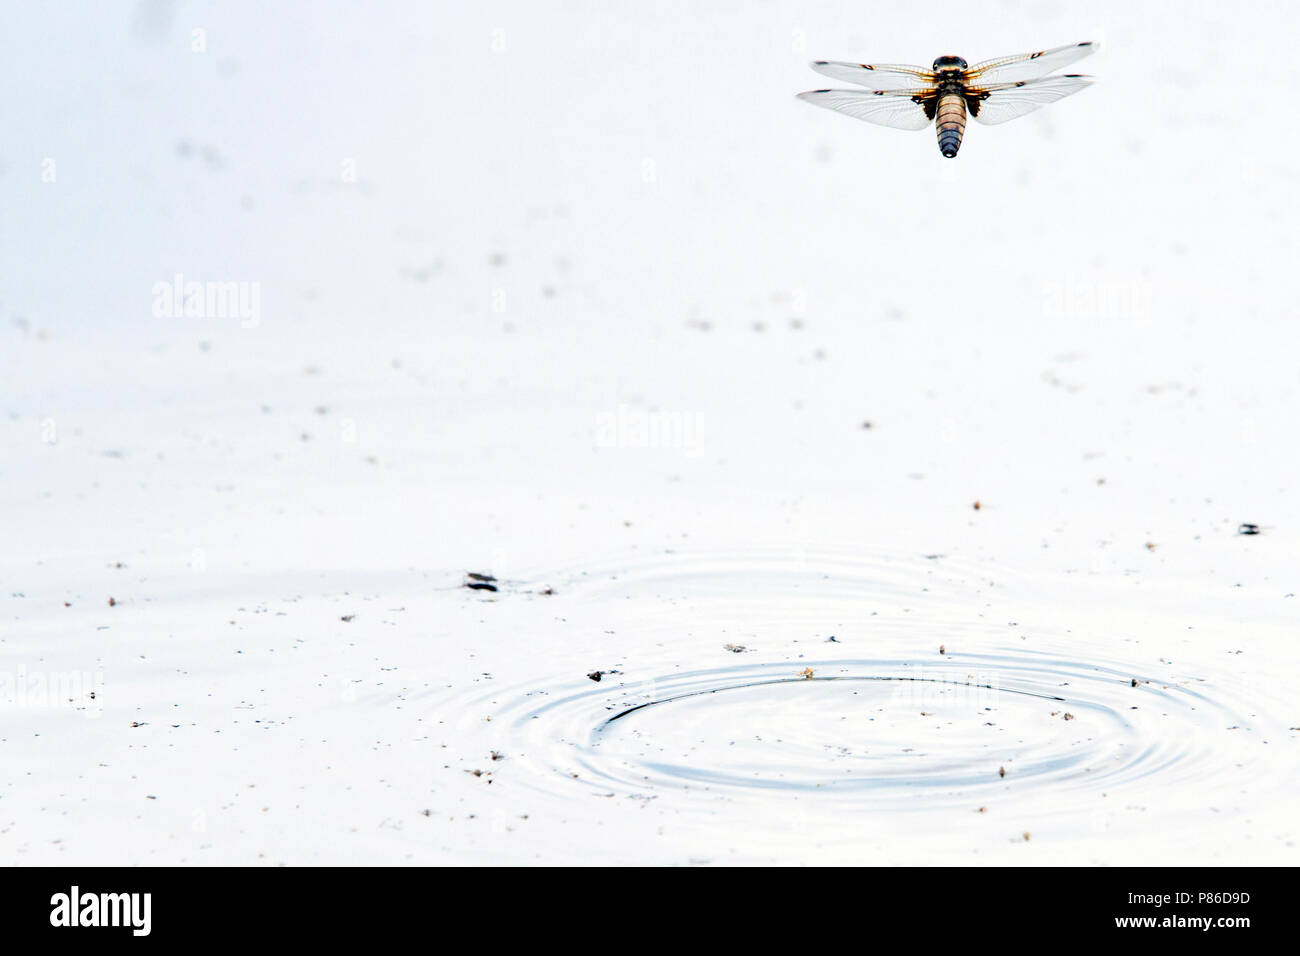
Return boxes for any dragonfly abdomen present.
[935,92,966,157]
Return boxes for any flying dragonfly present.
[797,41,1097,157]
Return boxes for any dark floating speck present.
[1237,523,1260,535]
[465,571,499,592]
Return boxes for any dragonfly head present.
[932,55,968,72]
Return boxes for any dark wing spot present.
[1030,51,1043,59]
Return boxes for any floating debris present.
[1238,523,1260,535]
[340,614,355,622]
[998,766,1006,778]
[587,669,622,682]
[465,571,499,592]
[939,644,946,655]
[798,667,815,680]
[723,643,748,653]
[972,500,982,511]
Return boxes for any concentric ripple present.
[428,544,1289,860]
[458,650,1258,809]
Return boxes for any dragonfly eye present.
[932,55,968,71]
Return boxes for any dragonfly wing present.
[968,75,1093,125]
[966,41,1097,85]
[797,88,934,130]
[810,60,937,90]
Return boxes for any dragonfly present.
[797,41,1097,157]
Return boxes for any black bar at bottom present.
[0,866,1283,943]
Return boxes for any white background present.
[1,1,1297,864]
